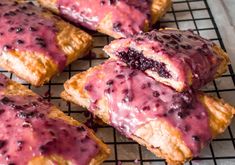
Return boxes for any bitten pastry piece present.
[61,60,235,165]
[0,74,110,165]
[37,0,172,38]
[0,0,92,86]
[104,29,230,92]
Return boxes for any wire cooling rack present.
[1,0,235,164]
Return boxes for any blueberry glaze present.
[0,74,99,165]
[84,60,211,156]
[57,0,151,37]
[0,0,66,71]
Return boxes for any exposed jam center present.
[114,30,222,89]
[0,0,66,71]
[84,60,212,156]
[117,48,172,78]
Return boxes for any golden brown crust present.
[37,0,172,38]
[151,0,172,24]
[61,64,235,165]
[0,1,92,86]
[1,75,110,165]
[213,44,230,77]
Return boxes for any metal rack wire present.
[1,0,235,164]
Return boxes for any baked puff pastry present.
[61,60,235,165]
[104,29,230,92]
[0,73,110,165]
[37,0,172,38]
[0,0,92,86]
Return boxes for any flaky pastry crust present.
[0,75,110,165]
[0,0,92,86]
[37,0,172,38]
[61,65,235,165]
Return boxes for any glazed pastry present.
[61,60,235,165]
[104,29,230,92]
[37,0,172,38]
[0,73,110,165]
[0,0,92,86]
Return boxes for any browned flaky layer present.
[37,0,172,38]
[61,64,235,165]
[0,76,110,165]
[0,1,92,86]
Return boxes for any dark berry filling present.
[117,48,172,78]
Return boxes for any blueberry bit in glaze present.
[0,74,100,165]
[0,0,66,71]
[84,60,212,156]
[57,0,151,37]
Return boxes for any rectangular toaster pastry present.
[37,0,172,38]
[0,0,92,86]
[104,29,230,92]
[0,73,110,165]
[61,60,235,165]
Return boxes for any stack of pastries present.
[0,0,234,165]
[61,30,235,164]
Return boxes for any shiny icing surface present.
[115,29,222,89]
[84,60,211,156]
[0,0,66,71]
[0,74,99,165]
[57,0,151,37]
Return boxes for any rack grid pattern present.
[1,0,235,165]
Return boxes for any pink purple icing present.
[57,0,151,37]
[84,60,212,156]
[0,0,66,71]
[114,29,222,89]
[0,74,99,165]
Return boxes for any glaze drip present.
[0,0,66,71]
[84,60,211,156]
[0,75,99,165]
[57,0,151,37]
[115,29,222,89]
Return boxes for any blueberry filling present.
[84,84,93,91]
[16,39,24,44]
[108,0,117,5]
[116,74,125,79]
[1,97,13,105]
[76,126,86,132]
[117,48,172,78]
[113,22,122,32]
[0,140,7,149]
[29,27,37,32]
[16,141,24,151]
[106,79,114,85]
[192,135,200,142]
[15,27,24,33]
[0,109,5,115]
